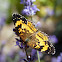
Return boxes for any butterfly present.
[12,13,55,55]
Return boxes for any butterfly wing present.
[12,14,55,55]
[27,31,55,54]
[12,14,37,41]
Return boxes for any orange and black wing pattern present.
[12,14,55,55]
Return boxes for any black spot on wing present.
[45,47,50,53]
[34,45,36,47]
[13,24,22,36]
[38,42,40,43]
[49,46,55,55]
[12,14,21,25]
[50,46,55,54]
[44,41,48,45]
[38,46,44,51]
[15,38,20,42]
[21,17,27,24]
[14,27,20,36]
[45,43,55,54]
[47,41,51,47]
[13,28,16,31]
[18,24,22,28]
[37,34,44,40]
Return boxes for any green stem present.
[54,0,57,16]
[37,51,40,62]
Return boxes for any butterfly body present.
[12,14,55,55]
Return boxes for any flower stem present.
[25,47,28,59]
[37,51,40,62]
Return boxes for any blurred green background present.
[0,0,62,62]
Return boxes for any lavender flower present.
[52,52,62,62]
[35,21,42,28]
[0,54,6,62]
[0,17,5,26]
[20,0,40,16]
[45,8,54,16]
[18,51,27,62]
[19,51,26,58]
[60,53,62,57]
[20,0,24,4]
[51,57,57,62]
[31,49,36,56]
[57,52,62,62]
[57,56,62,62]
[49,35,58,43]
[15,41,19,46]
[32,0,36,2]
[15,40,25,49]
[0,40,6,62]
[31,49,37,61]
[20,0,36,5]
[0,17,5,30]
[1,40,6,45]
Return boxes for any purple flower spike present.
[19,50,26,57]
[49,35,58,43]
[46,8,54,16]
[22,5,39,16]
[57,56,62,62]
[0,17,6,30]
[20,42,24,49]
[0,54,6,62]
[0,17,5,26]
[20,0,40,16]
[1,40,6,45]
[52,57,57,62]
[32,5,40,12]
[60,53,62,57]
[21,42,23,47]
[31,49,36,56]
[20,0,24,4]
[35,21,42,28]
[32,0,36,2]
[31,49,37,61]
[15,41,19,46]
